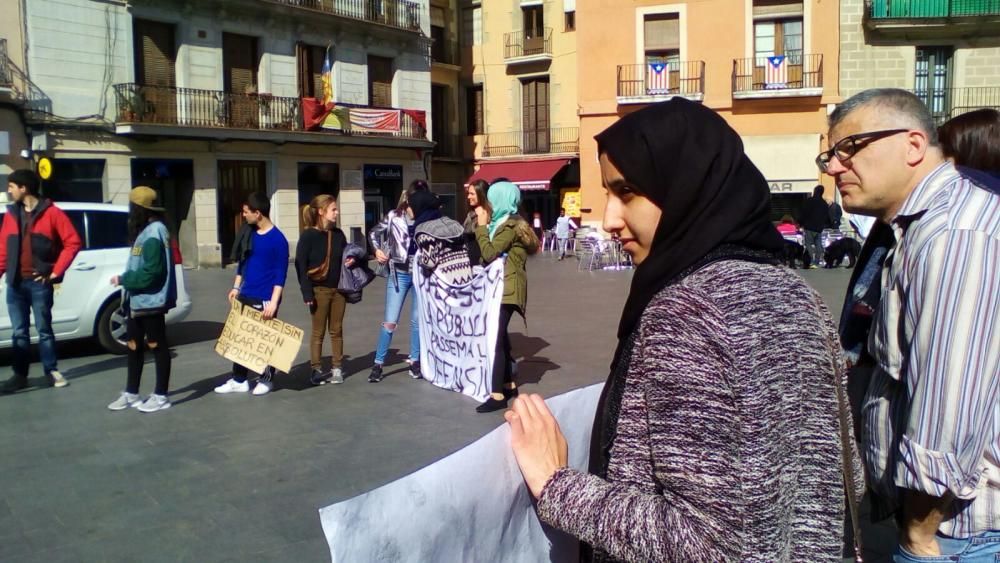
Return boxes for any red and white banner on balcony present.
[349,108,402,133]
[765,55,788,89]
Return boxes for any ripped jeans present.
[373,269,420,365]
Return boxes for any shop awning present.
[466,158,572,191]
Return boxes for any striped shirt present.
[863,162,1000,538]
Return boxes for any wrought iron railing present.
[869,0,1000,18]
[113,83,427,140]
[912,87,1000,122]
[483,127,579,157]
[0,39,11,87]
[617,61,706,98]
[504,28,553,59]
[263,0,422,32]
[732,53,823,94]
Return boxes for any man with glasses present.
[820,88,1000,560]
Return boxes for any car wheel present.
[96,297,128,355]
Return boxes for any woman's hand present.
[110,275,120,287]
[505,394,569,499]
[344,257,356,268]
[375,249,390,264]
[475,206,490,226]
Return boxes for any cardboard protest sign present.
[413,259,505,403]
[318,383,603,563]
[214,300,304,374]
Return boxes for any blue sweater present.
[240,227,289,301]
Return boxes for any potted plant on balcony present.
[120,89,146,122]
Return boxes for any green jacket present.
[476,218,537,313]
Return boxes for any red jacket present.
[0,199,82,283]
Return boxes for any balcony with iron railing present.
[732,54,823,99]
[482,127,578,158]
[616,61,706,104]
[504,29,553,64]
[260,0,422,33]
[112,83,428,143]
[911,86,1000,123]
[865,0,1000,35]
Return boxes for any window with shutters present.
[522,77,549,153]
[223,33,260,128]
[752,0,803,60]
[466,84,483,136]
[368,55,394,108]
[915,46,952,121]
[643,14,680,66]
[297,43,328,100]
[431,84,451,156]
[133,19,177,124]
[133,19,176,87]
[565,11,575,31]
[462,7,482,46]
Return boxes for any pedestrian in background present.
[296,194,349,386]
[366,180,428,383]
[798,184,831,268]
[215,192,288,396]
[939,108,1000,177]
[463,180,491,266]
[0,169,82,393]
[107,187,177,413]
[552,208,577,260]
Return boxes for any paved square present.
[1,256,888,561]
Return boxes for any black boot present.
[367,364,384,383]
[476,396,508,413]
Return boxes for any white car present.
[0,202,192,354]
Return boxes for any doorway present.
[217,160,267,262]
[130,159,195,267]
[298,163,340,232]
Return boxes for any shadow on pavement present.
[169,371,229,406]
[510,334,559,385]
[167,320,225,347]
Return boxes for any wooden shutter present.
[753,0,803,19]
[296,42,310,98]
[644,14,679,52]
[223,33,258,94]
[133,19,176,87]
[312,46,325,100]
[368,55,393,107]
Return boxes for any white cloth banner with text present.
[319,383,603,562]
[414,259,505,403]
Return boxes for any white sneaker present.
[252,380,272,396]
[50,370,69,388]
[330,368,344,384]
[214,378,250,394]
[137,393,171,413]
[108,391,142,411]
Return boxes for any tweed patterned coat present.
[537,260,857,562]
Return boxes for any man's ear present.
[904,129,932,166]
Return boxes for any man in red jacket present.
[0,169,82,393]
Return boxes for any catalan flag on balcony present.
[765,55,787,89]
[321,45,341,130]
[646,61,670,95]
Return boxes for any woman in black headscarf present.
[504,99,861,561]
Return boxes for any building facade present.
[0,4,30,186]
[3,0,433,267]
[840,0,1000,121]
[575,0,841,227]
[460,0,579,228]
[429,0,468,217]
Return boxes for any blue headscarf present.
[486,181,521,240]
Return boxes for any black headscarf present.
[407,190,442,255]
[597,98,784,362]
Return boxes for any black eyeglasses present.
[815,128,908,172]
